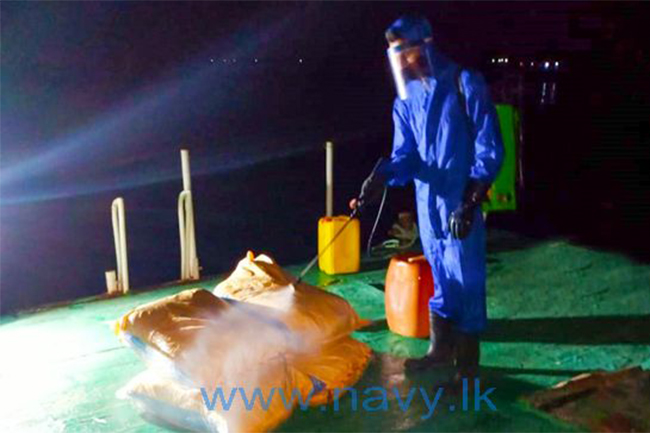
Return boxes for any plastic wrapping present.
[115,253,371,432]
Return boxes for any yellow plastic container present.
[318,216,360,275]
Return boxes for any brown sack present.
[213,252,369,343]
[115,253,372,432]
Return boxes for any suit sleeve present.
[462,71,504,183]
[377,98,429,186]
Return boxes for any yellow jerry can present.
[318,216,360,275]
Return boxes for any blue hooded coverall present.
[379,19,504,335]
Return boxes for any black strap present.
[455,67,475,138]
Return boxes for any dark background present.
[1,2,649,314]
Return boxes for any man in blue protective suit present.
[353,15,503,380]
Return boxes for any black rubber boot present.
[404,311,455,372]
[453,332,480,384]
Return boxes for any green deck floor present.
[1,230,649,432]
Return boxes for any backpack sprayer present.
[296,158,387,284]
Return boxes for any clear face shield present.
[387,38,434,100]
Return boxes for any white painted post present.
[178,191,188,280]
[105,270,118,295]
[181,149,192,192]
[111,197,129,293]
[178,149,199,281]
[186,195,198,280]
[325,141,334,217]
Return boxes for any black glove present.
[356,160,387,210]
[448,179,490,240]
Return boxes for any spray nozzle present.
[354,157,387,212]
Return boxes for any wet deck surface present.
[1,229,649,432]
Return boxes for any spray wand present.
[296,158,386,284]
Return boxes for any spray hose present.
[296,158,388,284]
[366,186,388,256]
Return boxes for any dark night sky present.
[1,2,649,313]
[1,1,597,164]
[1,1,611,196]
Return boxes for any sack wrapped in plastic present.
[115,253,371,432]
[213,252,369,342]
[116,288,316,432]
